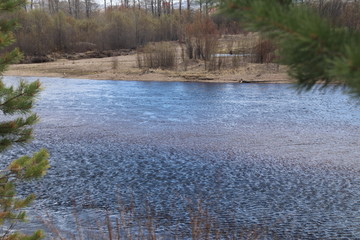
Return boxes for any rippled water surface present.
[2,76,360,239]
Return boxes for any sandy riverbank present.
[4,52,292,83]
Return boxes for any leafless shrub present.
[12,8,184,57]
[206,56,223,72]
[137,42,177,69]
[337,1,360,31]
[40,199,276,240]
[184,15,220,61]
[53,11,77,52]
[251,38,276,64]
[111,57,119,70]
[180,44,189,71]
[14,10,55,56]
[309,0,360,31]
[232,53,243,68]
[315,0,345,21]
[205,53,244,72]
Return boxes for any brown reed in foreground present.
[39,199,279,240]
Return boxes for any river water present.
[1,76,360,239]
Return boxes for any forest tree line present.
[5,0,360,61]
[24,0,215,19]
[7,0,241,59]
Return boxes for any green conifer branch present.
[0,1,49,239]
[0,0,26,12]
[221,0,360,95]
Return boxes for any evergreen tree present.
[0,0,49,239]
[220,0,360,96]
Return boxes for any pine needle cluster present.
[0,1,49,239]
[220,0,360,96]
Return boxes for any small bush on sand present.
[251,38,276,64]
[137,42,177,70]
[184,15,220,61]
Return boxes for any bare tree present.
[157,0,161,16]
[48,0,53,12]
[68,0,72,15]
[151,0,154,14]
[85,0,91,17]
[75,0,80,18]
[48,0,59,13]
[205,0,209,15]
[55,0,59,12]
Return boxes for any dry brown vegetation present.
[11,9,181,57]
[3,6,290,83]
[0,3,322,83]
[6,36,290,83]
[137,42,177,69]
[4,0,360,84]
[39,200,277,240]
[309,0,360,31]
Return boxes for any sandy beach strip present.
[4,54,293,84]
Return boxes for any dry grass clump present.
[40,199,275,240]
[251,39,277,64]
[137,42,177,70]
[184,15,220,61]
[206,35,277,72]
[206,54,245,72]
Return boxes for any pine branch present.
[221,0,360,95]
[0,2,48,239]
[0,0,26,12]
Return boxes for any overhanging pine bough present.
[0,0,49,239]
[220,0,360,96]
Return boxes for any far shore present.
[4,53,293,84]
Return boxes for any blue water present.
[2,76,360,239]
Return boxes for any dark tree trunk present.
[85,0,91,18]
[151,0,154,15]
[205,0,208,15]
[68,0,72,16]
[157,0,161,16]
[75,0,80,18]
